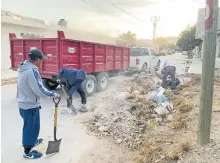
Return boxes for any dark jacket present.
[57,68,86,85]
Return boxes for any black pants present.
[66,82,87,107]
[162,66,176,88]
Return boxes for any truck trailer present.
[9,30,130,96]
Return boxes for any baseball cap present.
[28,49,47,60]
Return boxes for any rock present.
[138,94,148,101]
[115,138,123,144]
[133,90,141,96]
[184,91,189,96]
[98,126,109,132]
[137,86,145,94]
[95,122,101,127]
[167,115,173,121]
[151,114,158,118]
[155,117,163,123]
[154,105,169,115]
[132,73,139,79]
[117,92,131,100]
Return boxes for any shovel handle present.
[53,98,61,107]
[53,97,60,137]
[60,84,68,97]
[53,103,59,140]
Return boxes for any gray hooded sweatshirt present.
[16,61,56,109]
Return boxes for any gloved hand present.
[57,79,60,83]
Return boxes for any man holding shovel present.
[57,68,88,112]
[16,49,60,159]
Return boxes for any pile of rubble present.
[86,73,175,149]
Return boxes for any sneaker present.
[79,104,88,112]
[23,150,43,159]
[35,138,43,146]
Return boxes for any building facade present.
[1,10,117,70]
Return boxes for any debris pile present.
[85,72,220,162]
[86,73,175,149]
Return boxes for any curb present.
[1,77,17,86]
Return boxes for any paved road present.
[1,84,99,163]
[1,75,130,163]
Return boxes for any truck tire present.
[96,72,109,92]
[42,79,59,90]
[82,74,97,96]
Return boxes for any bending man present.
[161,60,176,88]
[57,68,87,112]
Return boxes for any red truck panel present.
[9,31,130,79]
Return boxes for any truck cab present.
[129,47,160,72]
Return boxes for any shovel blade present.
[46,139,62,155]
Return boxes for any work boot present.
[79,104,88,112]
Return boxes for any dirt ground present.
[75,73,220,163]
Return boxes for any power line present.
[103,0,145,23]
[81,0,141,25]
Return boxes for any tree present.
[177,25,202,51]
[119,31,137,47]
[153,37,170,50]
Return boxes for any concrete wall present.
[1,18,117,70]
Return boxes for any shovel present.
[60,84,78,114]
[46,98,62,155]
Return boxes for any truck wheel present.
[42,79,59,90]
[96,72,109,92]
[82,75,97,96]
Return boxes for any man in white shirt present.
[161,60,176,88]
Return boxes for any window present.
[131,48,149,56]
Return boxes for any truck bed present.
[9,31,130,79]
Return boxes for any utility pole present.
[198,0,219,145]
[151,16,160,40]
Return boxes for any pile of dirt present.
[85,72,220,162]
[86,73,174,149]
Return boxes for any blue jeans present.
[66,81,87,105]
[19,107,40,148]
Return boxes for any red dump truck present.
[9,31,130,96]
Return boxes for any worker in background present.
[17,49,60,159]
[57,68,88,112]
[161,60,176,88]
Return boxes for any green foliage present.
[177,25,202,51]
[119,31,137,47]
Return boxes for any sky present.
[1,0,215,39]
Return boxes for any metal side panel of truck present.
[129,47,160,72]
[9,30,130,96]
